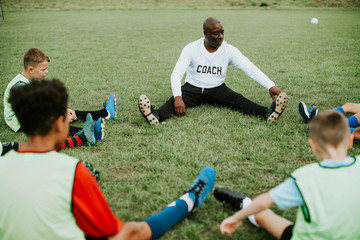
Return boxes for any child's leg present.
[143,166,215,239]
[109,221,152,240]
[74,109,108,122]
[108,166,215,240]
[69,126,82,136]
[341,103,360,115]
[58,133,87,150]
[333,105,359,129]
[353,127,360,141]
[74,93,116,121]
[254,209,293,240]
[141,166,215,239]
[347,114,359,128]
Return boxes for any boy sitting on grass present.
[2,48,116,155]
[218,111,360,239]
[0,79,215,239]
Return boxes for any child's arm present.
[220,192,274,235]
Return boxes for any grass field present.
[0,6,360,240]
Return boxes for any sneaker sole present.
[298,102,311,123]
[138,94,159,125]
[267,92,289,122]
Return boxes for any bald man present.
[138,17,289,125]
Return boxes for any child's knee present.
[121,221,151,240]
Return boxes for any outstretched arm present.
[220,192,274,235]
[269,86,283,101]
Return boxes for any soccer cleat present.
[104,93,116,119]
[214,187,259,227]
[138,94,160,125]
[185,166,216,211]
[309,106,319,120]
[82,113,96,146]
[266,92,289,122]
[214,186,247,209]
[298,102,312,123]
[94,117,105,140]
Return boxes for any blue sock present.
[144,199,188,239]
[333,107,345,115]
[347,116,359,128]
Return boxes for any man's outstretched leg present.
[118,166,215,240]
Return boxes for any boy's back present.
[291,156,360,239]
[0,150,84,239]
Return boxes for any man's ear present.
[348,133,354,150]
[308,138,318,153]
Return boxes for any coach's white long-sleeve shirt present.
[171,37,275,97]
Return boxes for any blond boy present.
[219,111,360,239]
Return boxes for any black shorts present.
[280,224,294,240]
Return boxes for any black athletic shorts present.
[280,224,294,240]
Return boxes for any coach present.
[138,17,288,125]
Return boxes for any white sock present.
[243,197,260,227]
[180,193,194,212]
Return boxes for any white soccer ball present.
[311,18,318,24]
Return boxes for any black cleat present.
[214,186,247,209]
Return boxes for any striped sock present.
[58,133,87,150]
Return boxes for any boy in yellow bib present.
[219,111,360,239]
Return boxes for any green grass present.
[1,8,360,240]
[2,0,360,10]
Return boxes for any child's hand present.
[220,216,243,235]
[67,108,77,122]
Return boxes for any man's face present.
[204,22,224,49]
[30,60,49,80]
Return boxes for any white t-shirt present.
[171,37,275,97]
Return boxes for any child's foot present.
[310,106,319,120]
[298,102,319,123]
[266,92,289,122]
[94,117,105,140]
[185,166,215,211]
[82,113,96,146]
[242,197,259,227]
[138,94,160,125]
[104,93,116,119]
[214,186,247,209]
[298,102,312,123]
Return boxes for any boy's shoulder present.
[5,73,30,91]
[292,156,360,178]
